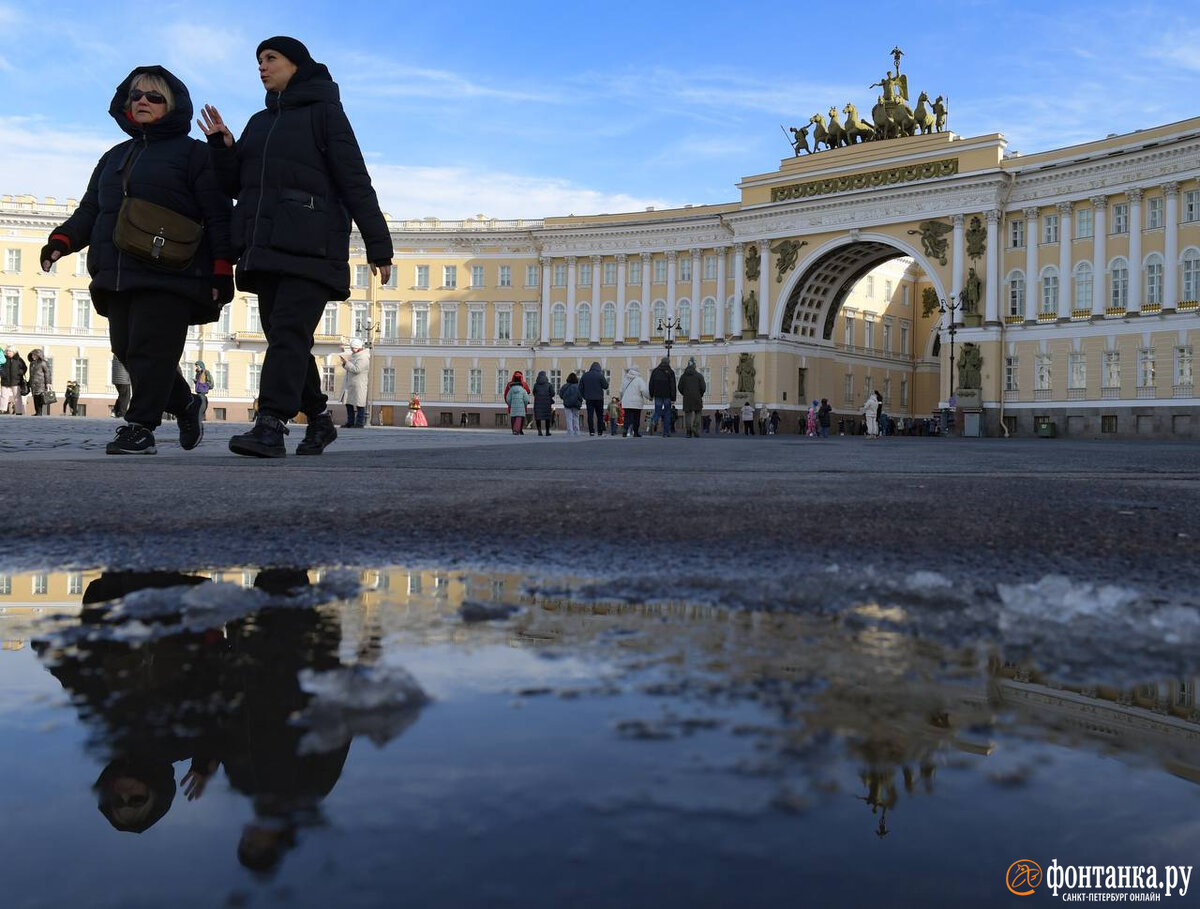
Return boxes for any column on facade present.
[1127,188,1143,312]
[689,249,701,340]
[540,256,552,342]
[616,254,627,341]
[565,256,577,344]
[639,253,651,342]
[757,243,770,337]
[665,251,678,327]
[1058,201,1073,319]
[1091,196,1107,316]
[1023,208,1039,321]
[1164,182,1180,308]
[984,209,1000,323]
[731,245,744,336]
[715,246,727,339]
[590,255,601,341]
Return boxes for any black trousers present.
[585,399,604,434]
[252,273,329,421]
[105,290,193,430]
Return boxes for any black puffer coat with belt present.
[210,63,393,300]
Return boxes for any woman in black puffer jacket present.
[200,36,393,459]
[41,65,233,455]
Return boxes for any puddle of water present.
[1,567,1198,908]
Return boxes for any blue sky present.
[1,0,1197,219]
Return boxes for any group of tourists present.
[38,36,391,458]
[0,345,52,415]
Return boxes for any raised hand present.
[197,104,234,148]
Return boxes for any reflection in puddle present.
[2,566,1199,906]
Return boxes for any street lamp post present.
[359,317,380,425]
[939,295,962,435]
[657,315,682,362]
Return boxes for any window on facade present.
[214,363,228,392]
[353,304,368,335]
[440,307,457,340]
[844,314,855,346]
[1185,191,1200,223]
[1036,354,1052,390]
[469,368,482,395]
[866,276,875,297]
[468,309,484,340]
[652,259,667,283]
[882,321,892,352]
[899,323,910,352]
[1138,348,1155,388]
[413,308,429,339]
[578,263,592,286]
[1147,197,1164,229]
[1068,352,1085,389]
[1008,274,1025,316]
[38,291,55,327]
[321,365,336,394]
[249,364,262,393]
[843,373,854,402]
[75,294,91,329]
[4,249,21,272]
[601,302,616,338]
[626,302,641,338]
[1102,350,1120,388]
[1043,214,1059,244]
[679,257,692,282]
[1004,356,1018,391]
[470,266,484,288]
[1041,271,1059,314]
[899,376,908,404]
[525,265,538,287]
[382,367,396,395]
[1112,203,1129,234]
[1175,346,1194,387]
[602,262,616,285]
[412,367,426,394]
[354,264,370,287]
[1184,250,1200,300]
[495,369,507,395]
[552,264,566,287]
[550,303,566,339]
[440,369,454,395]
[576,303,591,339]
[382,304,398,339]
[442,266,457,289]
[864,319,875,349]
[1145,255,1164,305]
[523,308,539,341]
[75,250,88,276]
[652,300,666,334]
[1074,263,1092,311]
[382,267,397,288]
[1075,208,1094,239]
[1009,220,1025,248]
[549,369,561,389]
[628,259,642,285]
[703,255,717,280]
[73,357,88,386]
[1110,259,1129,309]
[678,301,691,335]
[2,288,19,325]
[322,304,338,336]
[497,310,512,340]
[702,298,716,335]
[415,265,429,289]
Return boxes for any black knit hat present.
[256,36,314,69]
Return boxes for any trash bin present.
[1036,420,1056,438]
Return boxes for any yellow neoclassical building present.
[2,111,1198,436]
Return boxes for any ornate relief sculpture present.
[745,245,761,281]
[907,220,953,265]
[770,239,807,282]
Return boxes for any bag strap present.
[117,141,139,198]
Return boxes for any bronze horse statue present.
[913,91,935,135]
[843,103,876,144]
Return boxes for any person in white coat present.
[339,338,369,428]
[618,366,650,437]
[861,390,880,438]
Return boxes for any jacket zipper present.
[245,91,283,271]
[115,134,147,292]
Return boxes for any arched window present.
[1144,253,1164,305]
[702,297,717,335]
[1006,270,1025,317]
[1109,257,1129,309]
[677,300,692,335]
[625,301,641,339]
[1040,266,1059,315]
[576,302,591,340]
[652,300,666,336]
[1183,249,1200,301]
[601,302,616,338]
[550,303,566,340]
[1073,262,1093,312]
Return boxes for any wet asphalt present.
[3,415,1197,600]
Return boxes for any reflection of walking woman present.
[200,37,393,458]
[40,66,232,450]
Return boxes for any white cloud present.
[0,117,114,199]
[339,53,557,104]
[160,23,246,73]
[367,164,677,220]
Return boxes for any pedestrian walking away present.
[618,366,650,437]
[578,361,609,436]
[200,36,393,458]
[817,398,832,438]
[648,357,677,437]
[558,372,583,435]
[532,370,555,436]
[505,371,531,435]
[741,402,755,435]
[40,65,233,454]
[677,357,706,438]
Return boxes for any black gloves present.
[213,274,235,306]
[40,237,70,271]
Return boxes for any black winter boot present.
[229,414,289,458]
[296,412,338,455]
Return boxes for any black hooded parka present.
[54,66,233,323]
[210,61,393,300]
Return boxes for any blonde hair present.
[125,73,175,113]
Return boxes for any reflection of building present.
[4,113,1198,437]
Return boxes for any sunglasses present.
[129,89,166,104]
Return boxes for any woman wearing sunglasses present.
[38,67,234,454]
[199,36,393,458]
